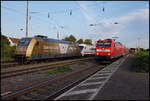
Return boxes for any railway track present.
[1,56,93,69]
[1,55,127,100]
[1,62,18,68]
[1,63,106,100]
[1,60,15,63]
[1,57,94,79]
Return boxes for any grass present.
[78,61,87,65]
[1,68,7,71]
[44,65,71,76]
[134,51,149,73]
[1,57,15,62]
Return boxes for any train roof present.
[34,35,75,44]
[42,38,75,45]
[115,42,122,45]
[20,37,32,40]
[79,44,94,46]
[21,36,76,45]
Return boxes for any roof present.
[9,37,21,44]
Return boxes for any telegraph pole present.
[137,37,140,51]
[57,31,59,40]
[26,1,29,37]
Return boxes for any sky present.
[1,1,149,49]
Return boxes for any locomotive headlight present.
[105,49,110,52]
[96,53,99,55]
[108,53,110,55]
[97,49,102,52]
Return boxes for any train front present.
[15,38,32,63]
[95,39,112,60]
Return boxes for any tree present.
[69,35,76,42]
[84,39,92,45]
[62,34,76,42]
[77,38,83,44]
[62,37,70,41]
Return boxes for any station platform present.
[93,55,149,100]
[55,55,149,100]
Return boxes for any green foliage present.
[62,35,76,42]
[44,65,71,76]
[69,35,76,42]
[1,34,16,61]
[62,35,94,45]
[77,38,84,44]
[79,61,87,65]
[134,51,149,72]
[84,39,92,45]
[1,34,10,47]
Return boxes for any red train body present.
[95,39,129,60]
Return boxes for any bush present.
[1,34,16,61]
[134,51,149,72]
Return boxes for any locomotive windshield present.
[104,42,111,47]
[97,40,111,47]
[18,38,31,46]
[79,46,84,51]
[97,41,103,47]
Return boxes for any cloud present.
[92,8,149,37]
[77,1,94,23]
[126,38,149,49]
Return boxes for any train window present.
[18,39,31,46]
[90,48,95,51]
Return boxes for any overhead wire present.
[2,2,148,7]
[2,2,148,38]
[1,5,74,38]
[2,6,59,29]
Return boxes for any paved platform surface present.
[94,55,149,100]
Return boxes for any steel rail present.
[1,62,19,68]
[1,60,16,64]
[1,64,104,100]
[1,57,94,79]
[1,56,93,69]
[41,65,102,100]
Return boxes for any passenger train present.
[95,39,129,60]
[79,44,95,56]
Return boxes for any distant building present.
[7,37,20,47]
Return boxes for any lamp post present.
[89,22,120,40]
[137,37,140,51]
[89,22,119,26]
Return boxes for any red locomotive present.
[95,39,129,60]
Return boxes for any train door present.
[111,42,115,58]
[35,41,41,59]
